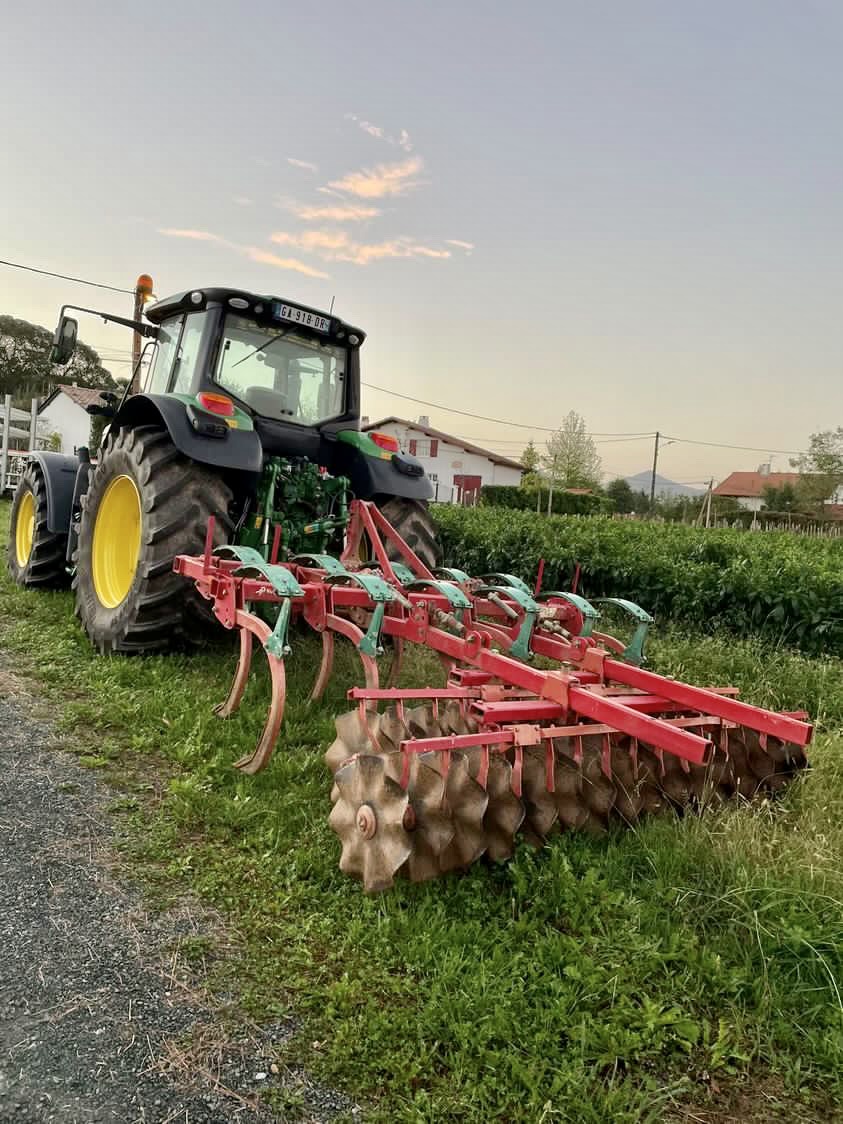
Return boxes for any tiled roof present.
[712,471,802,498]
[363,416,524,470]
[39,385,109,412]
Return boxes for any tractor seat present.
[244,386,294,421]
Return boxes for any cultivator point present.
[175,500,812,892]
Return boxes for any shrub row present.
[432,505,843,655]
[480,485,610,516]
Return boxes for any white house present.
[38,385,104,455]
[363,416,523,503]
[713,466,843,512]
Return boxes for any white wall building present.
[38,385,104,455]
[363,416,523,503]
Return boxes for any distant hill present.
[623,471,704,498]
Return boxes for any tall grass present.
[1,501,841,1121]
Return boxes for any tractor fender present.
[112,394,263,474]
[28,451,79,534]
[344,447,434,502]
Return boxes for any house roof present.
[712,471,802,498]
[363,416,524,471]
[39,385,107,412]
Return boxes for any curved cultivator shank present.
[174,500,813,894]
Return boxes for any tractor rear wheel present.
[73,425,233,654]
[378,497,439,570]
[7,461,70,588]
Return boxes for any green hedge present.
[432,506,843,656]
[480,484,610,516]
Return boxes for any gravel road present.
[0,670,355,1124]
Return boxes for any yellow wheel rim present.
[91,475,142,608]
[15,491,35,568]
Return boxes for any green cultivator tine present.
[325,571,398,656]
[434,566,471,584]
[476,584,540,661]
[233,562,305,658]
[404,579,473,610]
[380,560,417,586]
[537,591,600,638]
[592,598,654,666]
[292,553,349,577]
[215,544,267,567]
[478,573,534,596]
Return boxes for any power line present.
[0,258,134,295]
[663,434,803,456]
[363,381,650,437]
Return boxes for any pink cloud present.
[287,157,318,172]
[287,202,381,222]
[245,247,330,279]
[327,156,424,199]
[270,230,450,266]
[445,239,475,252]
[157,227,330,279]
[157,228,224,242]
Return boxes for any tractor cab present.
[138,288,365,463]
[141,289,362,431]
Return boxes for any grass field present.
[2,500,842,1122]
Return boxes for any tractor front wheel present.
[73,425,232,653]
[378,497,439,570]
[7,461,70,588]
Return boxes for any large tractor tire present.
[7,461,70,589]
[378,497,439,570]
[73,425,233,654]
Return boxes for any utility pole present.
[649,431,660,512]
[130,273,155,393]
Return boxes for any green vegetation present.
[480,483,609,515]
[1,500,842,1121]
[434,505,843,656]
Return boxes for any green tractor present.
[8,286,436,653]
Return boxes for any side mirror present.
[49,315,78,365]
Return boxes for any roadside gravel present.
[0,672,356,1124]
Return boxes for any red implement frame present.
[173,500,813,774]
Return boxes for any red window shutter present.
[430,439,438,457]
[409,439,417,455]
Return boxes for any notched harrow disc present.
[329,754,412,894]
[384,752,455,883]
[325,709,381,775]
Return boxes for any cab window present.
[145,316,183,394]
[170,311,210,394]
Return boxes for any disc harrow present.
[174,499,813,893]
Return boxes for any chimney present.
[361,415,369,427]
[418,415,430,427]
[758,462,771,477]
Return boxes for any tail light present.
[369,431,399,453]
[197,392,235,417]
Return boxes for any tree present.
[519,439,542,489]
[606,477,636,513]
[521,440,540,473]
[89,413,109,456]
[0,314,115,403]
[790,429,843,513]
[761,482,799,512]
[542,411,602,492]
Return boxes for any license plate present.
[275,302,331,333]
